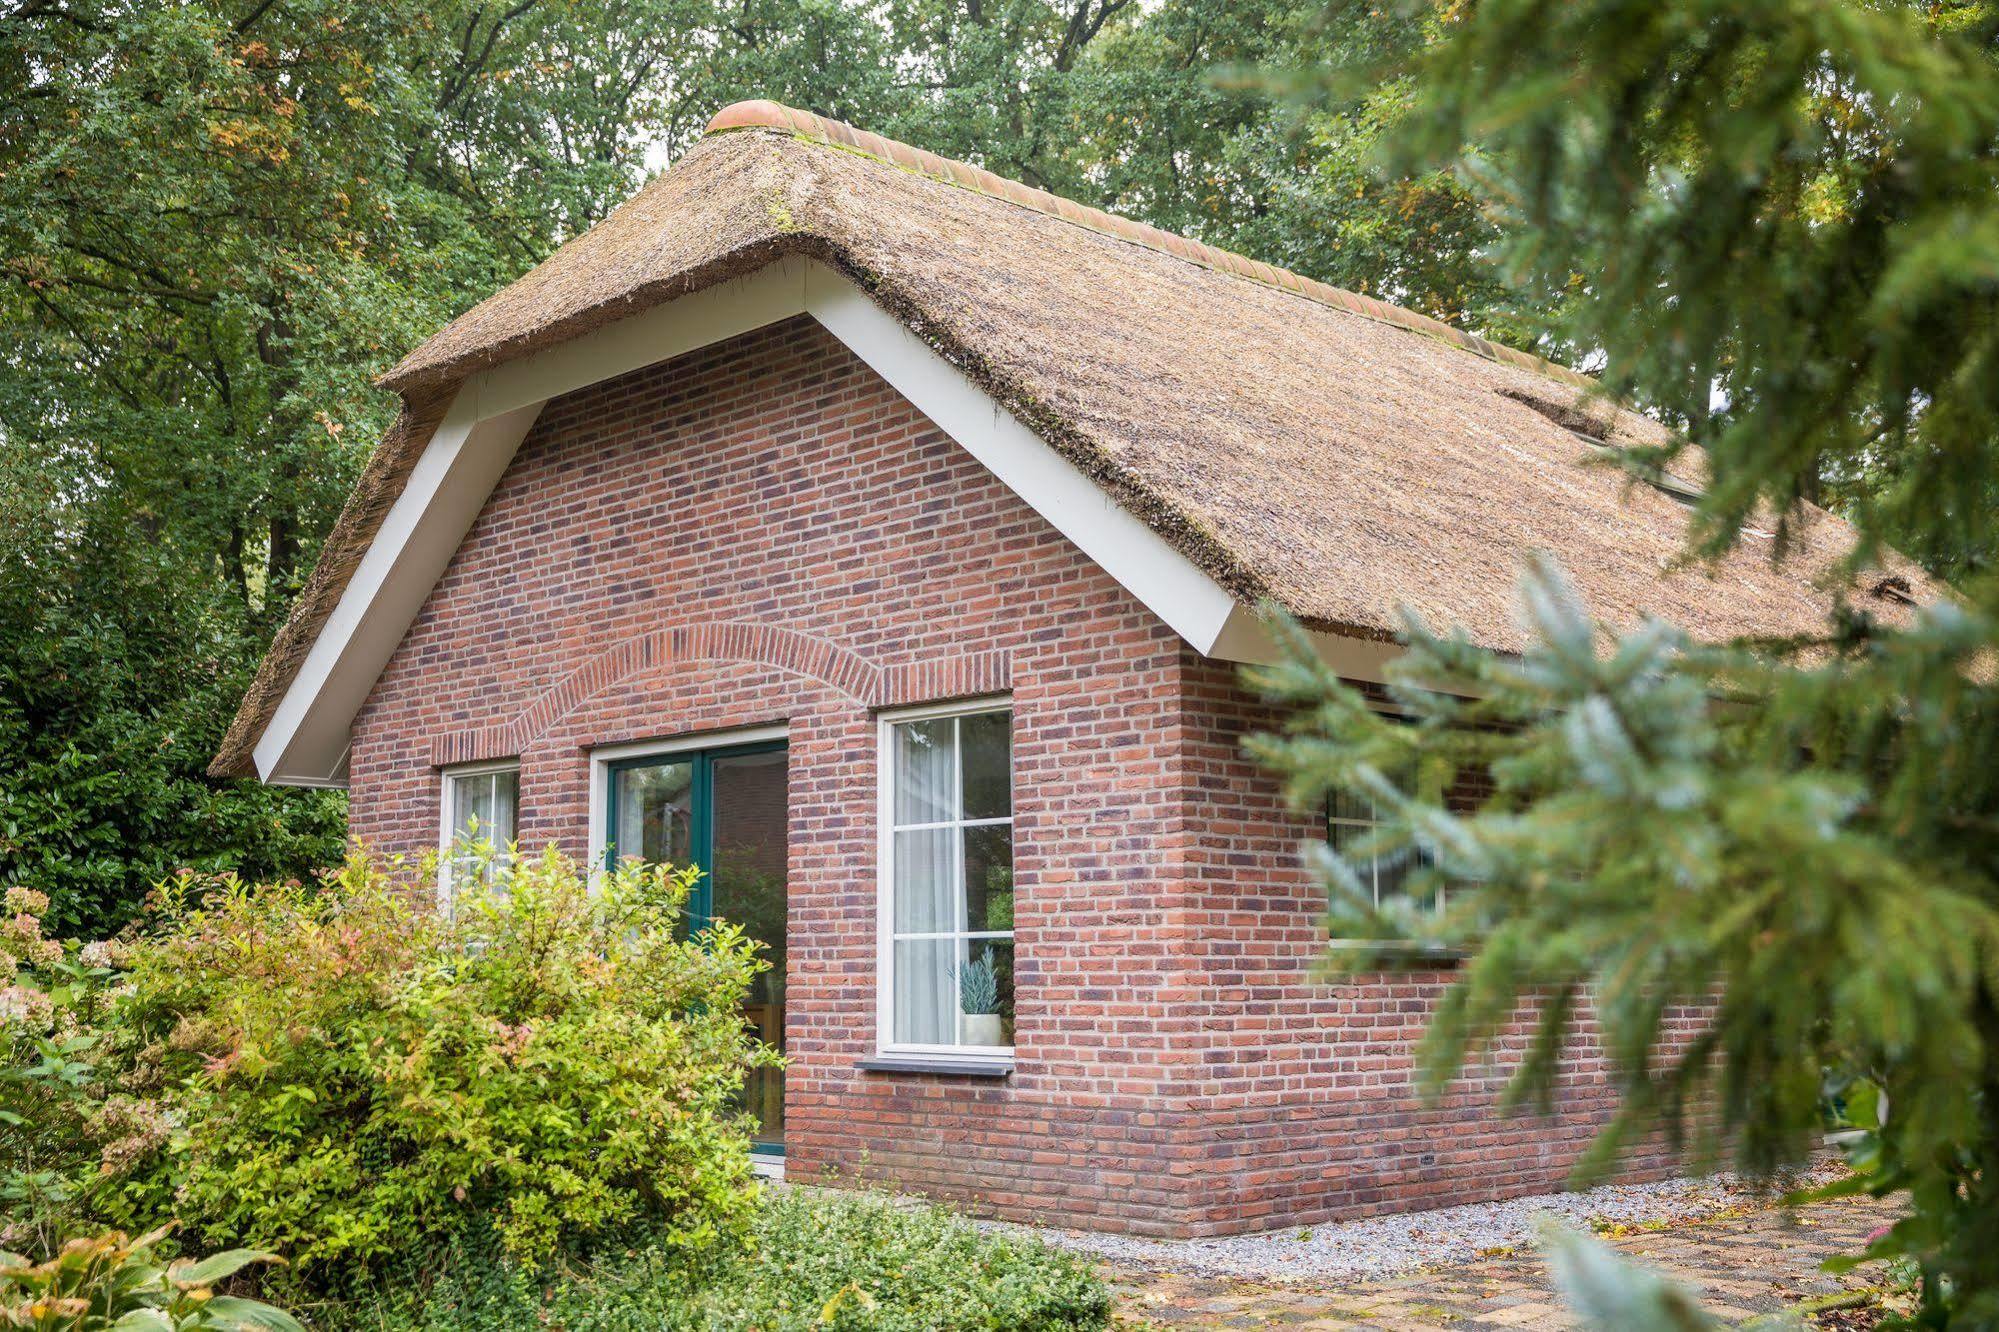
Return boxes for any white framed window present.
[439,762,518,904]
[877,698,1014,1060]
[1327,787,1424,910]
[1327,778,1480,927]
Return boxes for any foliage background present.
[0,0,1534,937]
[1252,0,1999,1323]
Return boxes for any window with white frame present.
[879,701,1014,1055]
[1326,787,1425,909]
[1326,767,1486,920]
[441,763,518,901]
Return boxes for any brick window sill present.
[857,1055,1013,1078]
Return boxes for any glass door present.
[607,740,788,1155]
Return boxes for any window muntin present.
[880,703,1014,1055]
[441,764,518,901]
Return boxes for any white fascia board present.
[252,256,1386,787]
[254,396,545,784]
[1204,603,1402,676]
[461,259,814,422]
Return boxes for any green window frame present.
[602,737,787,931]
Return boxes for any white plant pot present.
[961,1012,1005,1047]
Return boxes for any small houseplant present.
[958,948,1004,1047]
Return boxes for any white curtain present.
[894,939,955,1045]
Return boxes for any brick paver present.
[1110,1193,1902,1329]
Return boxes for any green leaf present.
[817,1280,879,1323]
[167,1251,284,1288]
[198,1295,308,1332]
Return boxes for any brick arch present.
[428,621,1014,767]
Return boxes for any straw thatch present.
[211,100,1940,778]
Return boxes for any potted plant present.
[959,947,1005,1047]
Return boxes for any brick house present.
[212,101,1926,1238]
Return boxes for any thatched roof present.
[212,99,1939,778]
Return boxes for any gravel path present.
[989,1162,1849,1284]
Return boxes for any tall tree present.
[2,0,1544,936]
[0,0,899,933]
[1254,1,1999,1324]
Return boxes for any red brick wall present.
[1172,654,1690,1234]
[347,314,1686,1237]
[350,316,1208,1235]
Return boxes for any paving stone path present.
[1108,1193,1903,1329]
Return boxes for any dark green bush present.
[382,1187,1111,1332]
[0,536,345,941]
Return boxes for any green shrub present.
[387,1188,1112,1332]
[0,1226,301,1330]
[0,887,124,1254]
[4,858,1109,1328]
[92,848,776,1286]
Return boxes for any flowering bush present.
[86,848,777,1286]
[0,887,121,1254]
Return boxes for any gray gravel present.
[988,1162,1846,1283]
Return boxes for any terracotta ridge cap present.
[705,98,1595,392]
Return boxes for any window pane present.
[450,773,484,844]
[893,828,956,933]
[1373,850,1411,906]
[614,760,694,865]
[960,938,1014,1048]
[1331,787,1375,824]
[1329,806,1379,905]
[491,770,518,845]
[960,710,1011,819]
[962,823,1013,933]
[448,769,517,893]
[709,749,788,1148]
[893,718,955,826]
[893,939,955,1045]
[710,750,788,1005]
